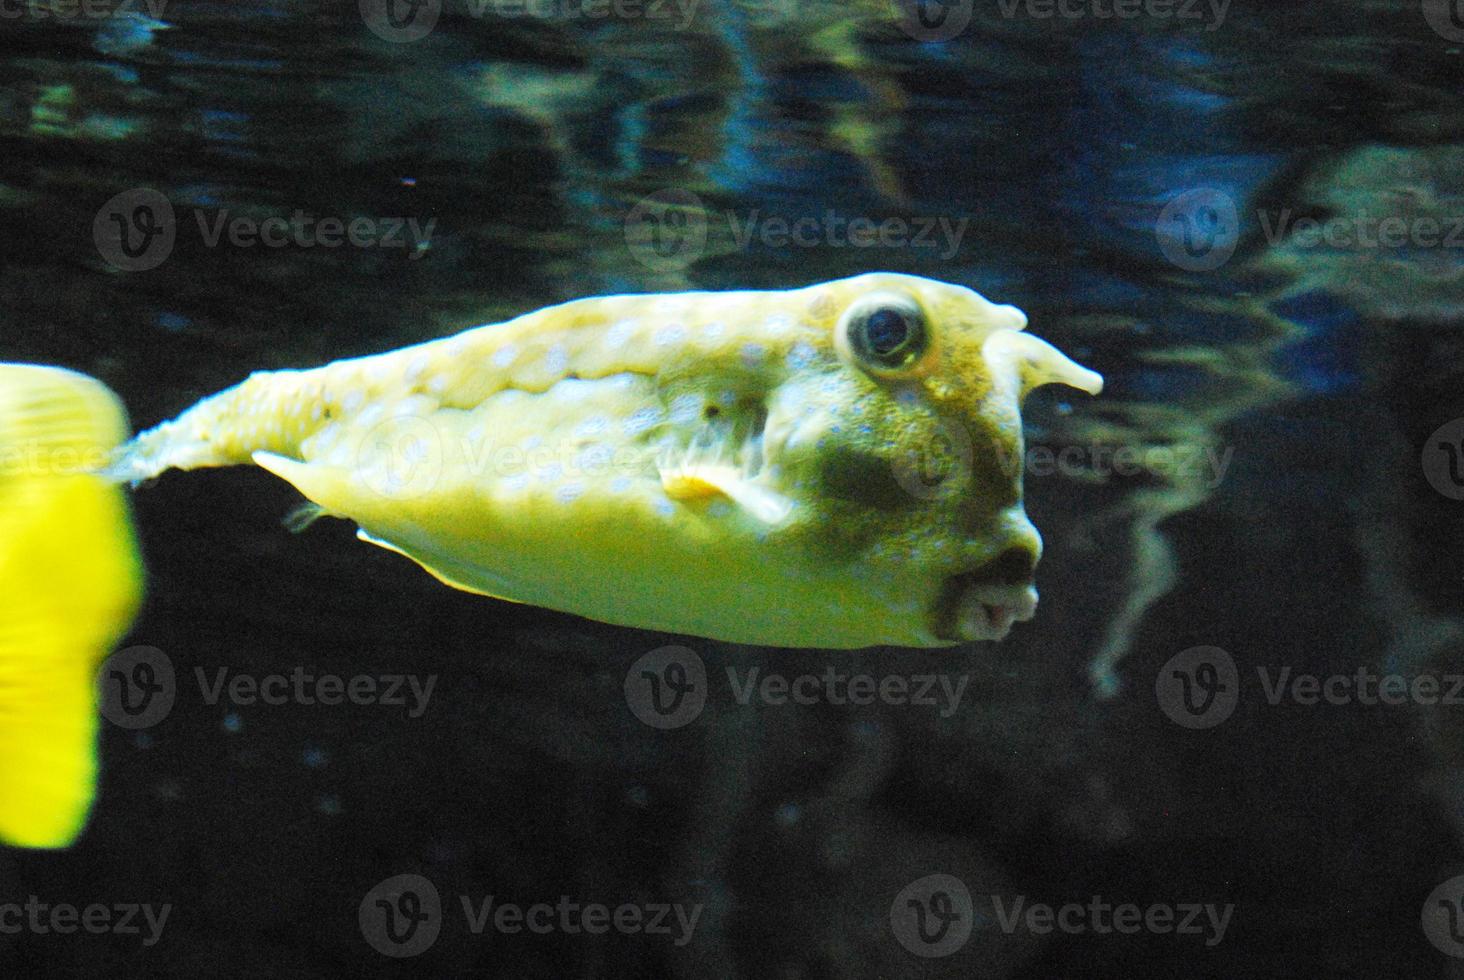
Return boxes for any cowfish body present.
[116,273,1101,648]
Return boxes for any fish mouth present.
[931,548,1040,642]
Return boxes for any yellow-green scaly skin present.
[116,273,1101,648]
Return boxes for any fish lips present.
[931,573,1039,643]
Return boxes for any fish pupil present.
[865,308,910,356]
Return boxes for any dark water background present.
[2,0,1464,976]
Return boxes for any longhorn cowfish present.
[0,272,1099,847]
[111,271,1100,646]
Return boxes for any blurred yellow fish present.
[0,366,142,848]
[0,272,1098,846]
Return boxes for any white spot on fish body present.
[654,323,686,347]
[575,415,608,437]
[492,345,517,368]
[355,402,384,429]
[605,319,636,350]
[741,343,767,367]
[669,394,702,424]
[556,482,585,503]
[575,445,611,472]
[623,406,665,436]
[786,341,816,370]
[545,344,569,375]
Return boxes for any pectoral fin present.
[659,461,793,525]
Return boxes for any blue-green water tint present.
[2,2,1461,977]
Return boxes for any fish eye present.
[838,293,929,374]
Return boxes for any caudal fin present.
[0,365,143,848]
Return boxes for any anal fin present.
[355,529,524,605]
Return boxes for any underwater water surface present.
[1,0,1463,977]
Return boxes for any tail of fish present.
[105,369,320,484]
[0,364,143,848]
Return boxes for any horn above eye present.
[982,330,1104,402]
